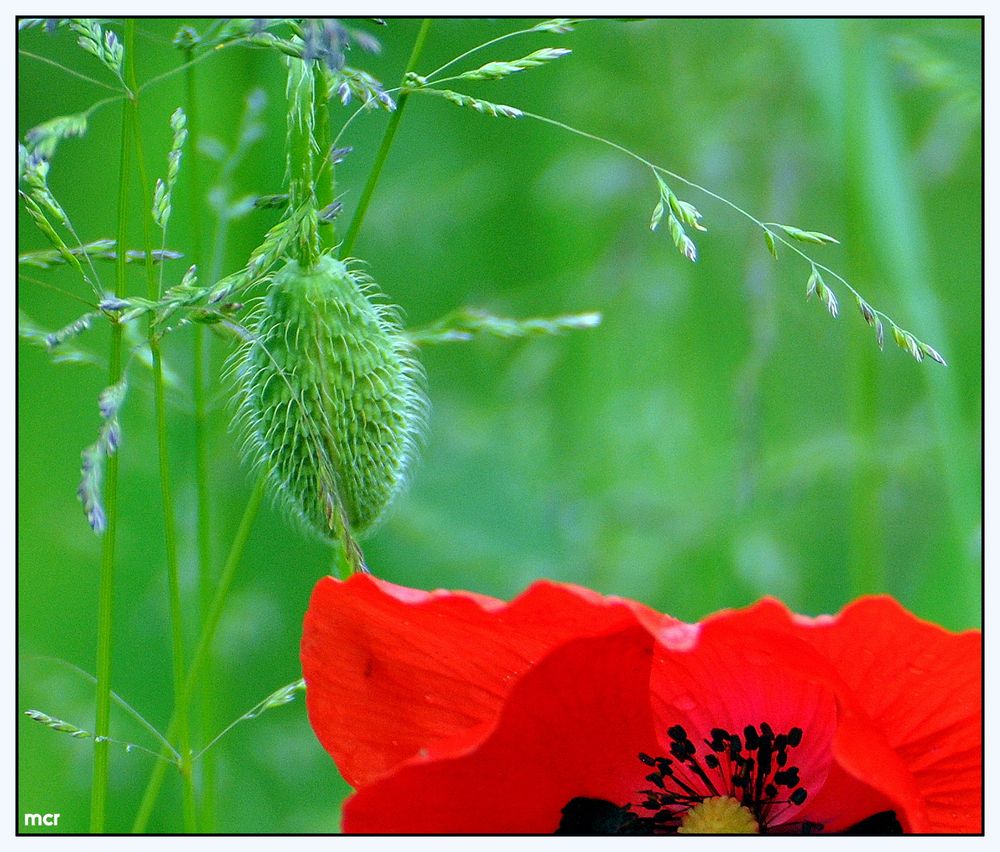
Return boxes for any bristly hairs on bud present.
[229,46,428,572]
[230,256,427,561]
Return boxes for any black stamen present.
[626,719,814,834]
[728,733,742,758]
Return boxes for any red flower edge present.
[301,575,981,834]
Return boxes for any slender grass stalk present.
[28,656,180,761]
[89,73,131,837]
[192,678,305,762]
[340,18,432,258]
[185,50,211,624]
[137,37,250,94]
[17,273,96,308]
[184,48,218,833]
[131,481,265,833]
[19,48,122,91]
[421,18,584,82]
[124,30,196,831]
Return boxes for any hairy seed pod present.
[233,255,426,541]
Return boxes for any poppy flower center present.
[555,720,826,835]
[677,796,759,834]
[635,723,817,833]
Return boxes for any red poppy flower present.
[300,575,981,835]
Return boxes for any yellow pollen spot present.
[677,796,760,834]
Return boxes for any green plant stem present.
[185,50,211,620]
[89,74,131,838]
[184,48,217,833]
[287,56,319,269]
[314,63,336,252]
[125,34,196,831]
[131,480,265,833]
[340,18,432,258]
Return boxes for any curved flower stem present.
[131,480,265,833]
[340,18,432,258]
[89,53,132,837]
[125,37,196,833]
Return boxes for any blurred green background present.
[18,18,981,834]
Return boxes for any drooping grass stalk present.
[340,18,432,258]
[124,29,196,830]
[89,68,131,837]
[184,48,218,833]
[432,99,927,349]
[132,480,265,833]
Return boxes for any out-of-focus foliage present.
[18,18,980,833]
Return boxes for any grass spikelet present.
[437,90,523,119]
[233,255,426,544]
[25,709,92,738]
[78,378,128,533]
[457,47,572,81]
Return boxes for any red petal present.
[301,575,665,787]
[709,597,982,833]
[801,709,922,832]
[650,622,839,829]
[342,626,660,833]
